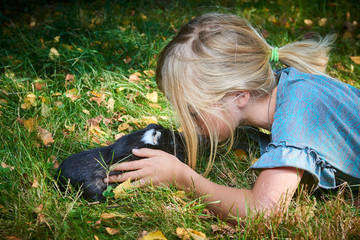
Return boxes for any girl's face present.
[191,93,246,142]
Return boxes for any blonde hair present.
[156,13,335,175]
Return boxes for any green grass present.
[1,0,360,239]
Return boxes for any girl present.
[104,13,360,219]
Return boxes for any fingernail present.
[132,149,139,153]
[104,178,109,183]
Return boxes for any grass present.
[1,0,360,239]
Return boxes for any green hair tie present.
[270,47,279,63]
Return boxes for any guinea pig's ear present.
[153,130,162,145]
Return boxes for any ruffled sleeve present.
[250,141,337,189]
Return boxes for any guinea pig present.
[57,124,186,201]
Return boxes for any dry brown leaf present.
[21,93,37,109]
[105,227,119,235]
[94,235,100,240]
[123,56,131,64]
[129,72,142,83]
[52,92,62,96]
[141,231,167,240]
[65,74,75,83]
[83,109,90,115]
[88,115,103,126]
[113,178,132,199]
[89,124,107,137]
[5,236,21,240]
[37,126,54,146]
[65,88,81,102]
[31,177,39,188]
[146,91,158,103]
[115,132,125,140]
[350,56,360,65]
[100,212,126,219]
[1,162,14,171]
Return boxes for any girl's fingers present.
[110,158,149,171]
[104,169,145,183]
[132,148,169,158]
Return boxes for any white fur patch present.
[142,129,161,145]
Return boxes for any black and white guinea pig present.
[57,124,186,201]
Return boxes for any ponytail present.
[275,34,336,74]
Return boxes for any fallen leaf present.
[49,47,60,60]
[143,69,155,77]
[129,72,142,83]
[105,227,119,235]
[118,122,130,132]
[141,231,167,240]
[21,93,37,109]
[100,212,126,219]
[350,56,360,65]
[37,126,54,146]
[5,236,21,240]
[113,178,132,199]
[142,116,158,125]
[52,92,62,96]
[107,98,115,111]
[64,123,75,132]
[304,19,313,26]
[32,177,39,188]
[159,116,168,120]
[20,117,37,132]
[234,149,247,161]
[123,56,131,64]
[146,91,158,103]
[41,103,51,117]
[176,228,207,240]
[65,74,75,83]
[83,109,90,115]
[114,132,125,140]
[65,88,81,102]
[54,36,60,42]
[1,162,14,171]
[94,235,99,240]
[318,17,327,27]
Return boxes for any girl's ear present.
[235,90,251,109]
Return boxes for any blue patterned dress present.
[250,67,360,189]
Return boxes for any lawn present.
[0,0,359,239]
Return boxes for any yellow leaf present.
[52,92,62,96]
[176,228,207,240]
[105,227,119,235]
[83,109,90,115]
[318,17,327,27]
[32,177,39,188]
[94,235,99,240]
[113,178,132,199]
[54,36,60,42]
[49,47,60,60]
[21,102,32,109]
[65,123,75,132]
[37,126,54,146]
[350,56,360,65]
[234,149,247,161]
[22,117,37,132]
[142,231,167,240]
[22,93,37,108]
[146,91,158,103]
[142,116,158,125]
[118,122,130,132]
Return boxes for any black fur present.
[57,124,185,201]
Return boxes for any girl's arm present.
[104,148,303,219]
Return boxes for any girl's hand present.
[103,148,188,187]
